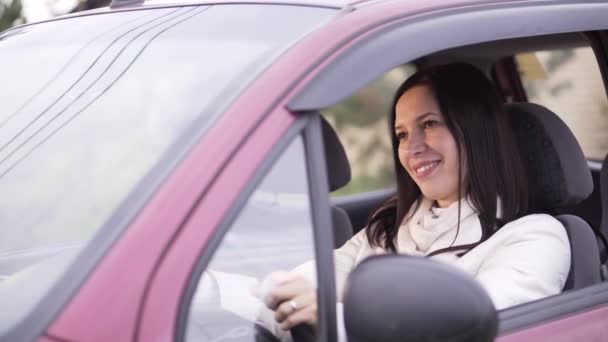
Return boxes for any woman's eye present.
[423,120,438,129]
[396,132,408,140]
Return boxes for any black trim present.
[288,0,608,110]
[586,30,608,109]
[302,113,338,342]
[174,116,310,342]
[498,282,608,334]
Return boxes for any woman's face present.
[395,85,462,208]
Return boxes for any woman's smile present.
[411,159,442,179]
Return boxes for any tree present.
[70,0,111,12]
[0,0,24,32]
[323,65,416,195]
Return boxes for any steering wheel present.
[256,324,315,342]
[254,323,281,342]
[255,323,315,342]
[289,324,316,342]
[188,308,314,342]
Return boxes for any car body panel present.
[289,1,608,110]
[137,108,296,342]
[498,305,608,341]
[43,76,297,341]
[144,0,348,8]
[42,51,306,342]
[116,0,514,11]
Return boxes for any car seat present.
[506,102,601,290]
[320,115,354,248]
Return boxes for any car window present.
[0,4,334,334]
[516,46,608,160]
[185,135,317,341]
[322,64,417,196]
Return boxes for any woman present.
[259,63,571,337]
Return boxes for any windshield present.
[0,4,334,335]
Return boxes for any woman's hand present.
[259,272,318,331]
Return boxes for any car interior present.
[324,30,608,295]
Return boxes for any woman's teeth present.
[415,161,440,175]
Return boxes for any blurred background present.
[1,0,110,32]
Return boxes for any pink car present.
[0,0,607,341]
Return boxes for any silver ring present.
[289,300,298,312]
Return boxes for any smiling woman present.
[362,64,570,307]
[374,63,531,253]
[259,63,571,341]
[394,86,461,208]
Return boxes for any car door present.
[284,0,608,341]
[141,110,339,342]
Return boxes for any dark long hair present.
[366,63,529,254]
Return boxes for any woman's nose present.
[404,130,426,156]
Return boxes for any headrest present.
[505,103,593,210]
[320,116,351,191]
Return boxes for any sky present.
[21,0,77,22]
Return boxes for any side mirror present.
[343,255,497,342]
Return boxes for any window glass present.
[186,136,317,341]
[516,47,608,160]
[0,4,334,334]
[322,65,417,196]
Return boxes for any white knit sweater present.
[329,197,571,310]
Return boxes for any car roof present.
[120,0,375,10]
[112,0,499,11]
[1,0,529,35]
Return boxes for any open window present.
[286,1,608,340]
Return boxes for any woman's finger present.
[274,298,301,323]
[274,290,316,323]
[279,302,318,331]
[264,275,312,309]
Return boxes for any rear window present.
[0,4,333,335]
[516,47,608,160]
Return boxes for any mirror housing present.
[343,255,497,342]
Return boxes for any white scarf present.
[396,197,482,256]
